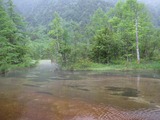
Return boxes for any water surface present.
[0,60,160,120]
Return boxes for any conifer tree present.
[7,0,26,30]
[48,12,64,61]
[0,1,17,72]
[0,0,30,73]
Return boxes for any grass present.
[87,63,127,71]
[71,60,160,71]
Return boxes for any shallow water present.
[0,60,160,120]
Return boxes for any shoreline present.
[68,61,160,71]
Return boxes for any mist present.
[139,0,160,6]
[13,0,160,14]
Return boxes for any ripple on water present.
[128,108,160,120]
[1,60,160,120]
[70,107,160,120]
[72,116,96,120]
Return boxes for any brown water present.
[0,60,160,120]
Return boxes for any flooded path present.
[0,60,160,120]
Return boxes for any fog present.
[12,0,160,27]
[13,0,81,15]
[13,0,43,15]
[139,0,160,6]
[13,0,160,15]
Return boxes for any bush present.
[70,59,93,70]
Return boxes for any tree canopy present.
[1,0,160,72]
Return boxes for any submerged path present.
[0,60,160,120]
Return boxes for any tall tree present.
[108,0,152,63]
[0,0,17,73]
[0,0,31,73]
[91,28,117,63]
[48,12,65,63]
[6,0,27,46]
[86,8,107,46]
[123,0,142,63]
[7,0,26,31]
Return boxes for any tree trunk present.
[135,18,140,64]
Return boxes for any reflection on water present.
[0,60,160,120]
[106,86,139,97]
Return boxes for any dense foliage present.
[1,0,160,71]
[0,0,31,73]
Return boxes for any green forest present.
[1,0,160,73]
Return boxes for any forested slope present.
[2,0,160,71]
[13,0,160,27]
[14,0,114,26]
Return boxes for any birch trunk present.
[135,18,140,64]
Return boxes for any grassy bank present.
[70,60,160,71]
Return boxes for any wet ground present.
[0,60,160,120]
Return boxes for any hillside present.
[13,0,115,26]
[13,0,160,27]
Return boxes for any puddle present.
[0,60,160,120]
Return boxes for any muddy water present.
[0,60,160,120]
